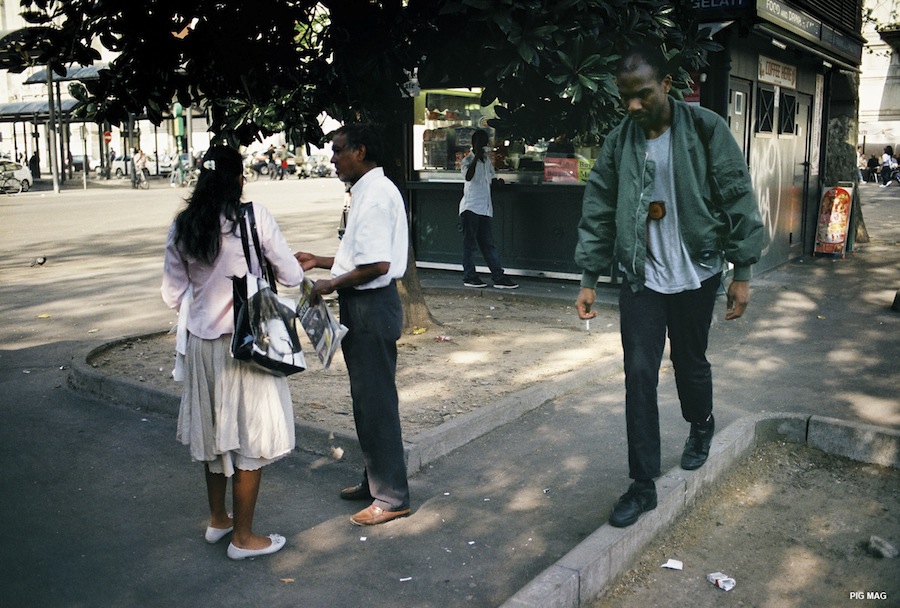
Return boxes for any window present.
[779,92,797,135]
[732,90,745,115]
[756,86,775,133]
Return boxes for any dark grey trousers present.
[338,282,410,511]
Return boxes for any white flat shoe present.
[205,524,234,544]
[227,534,286,560]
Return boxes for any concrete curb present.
[500,413,900,608]
[70,336,181,417]
[69,333,619,475]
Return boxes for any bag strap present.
[238,202,277,289]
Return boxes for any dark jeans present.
[338,282,409,511]
[460,210,504,281]
[619,273,721,481]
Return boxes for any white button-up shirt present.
[332,167,408,290]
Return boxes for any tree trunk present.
[328,2,438,332]
[399,247,439,329]
[383,100,439,331]
[852,193,869,244]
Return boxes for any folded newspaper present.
[296,279,348,370]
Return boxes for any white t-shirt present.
[459,152,495,217]
[643,129,717,294]
[332,167,408,290]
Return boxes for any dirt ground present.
[592,441,900,608]
[86,289,621,437]
[86,291,899,607]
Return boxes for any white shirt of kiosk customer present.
[459,151,495,217]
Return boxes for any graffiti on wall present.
[750,136,782,256]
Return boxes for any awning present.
[754,24,862,74]
[0,98,79,122]
[24,63,107,85]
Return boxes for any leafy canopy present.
[0,0,718,146]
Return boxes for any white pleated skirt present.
[176,333,295,477]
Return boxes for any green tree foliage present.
[426,0,719,142]
[0,0,717,147]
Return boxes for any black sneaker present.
[681,414,715,470]
[463,277,486,288]
[492,277,519,289]
[609,481,657,528]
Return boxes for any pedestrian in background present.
[161,145,303,559]
[295,123,412,526]
[170,151,184,187]
[130,148,145,188]
[28,151,40,179]
[459,129,518,289]
[574,46,764,528]
[880,145,896,186]
[867,154,879,183]
[857,146,866,182]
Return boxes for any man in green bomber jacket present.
[575,46,764,529]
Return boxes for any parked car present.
[158,153,193,176]
[299,154,333,178]
[246,148,298,177]
[111,154,158,177]
[0,160,33,191]
[69,154,101,173]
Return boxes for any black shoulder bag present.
[230,202,306,376]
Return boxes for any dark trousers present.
[460,210,504,281]
[338,282,409,511]
[619,273,720,481]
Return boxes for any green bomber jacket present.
[575,98,765,291]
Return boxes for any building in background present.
[409,0,865,280]
[858,0,900,156]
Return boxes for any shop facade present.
[407,0,863,280]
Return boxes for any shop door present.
[790,93,812,257]
[728,77,752,158]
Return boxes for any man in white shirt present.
[296,123,410,526]
[459,129,518,289]
[131,148,148,187]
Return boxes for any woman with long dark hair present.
[162,145,303,560]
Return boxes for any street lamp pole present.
[45,65,60,194]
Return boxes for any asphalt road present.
[1,176,348,349]
[1,176,898,608]
[0,176,354,607]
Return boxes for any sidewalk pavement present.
[26,173,176,192]
[2,183,898,608]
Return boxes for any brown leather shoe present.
[350,504,410,526]
[339,483,372,501]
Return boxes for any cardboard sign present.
[814,185,853,255]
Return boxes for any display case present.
[422,125,476,170]
[414,89,496,174]
[413,88,597,184]
[408,88,605,280]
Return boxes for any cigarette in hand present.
[585,319,590,332]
